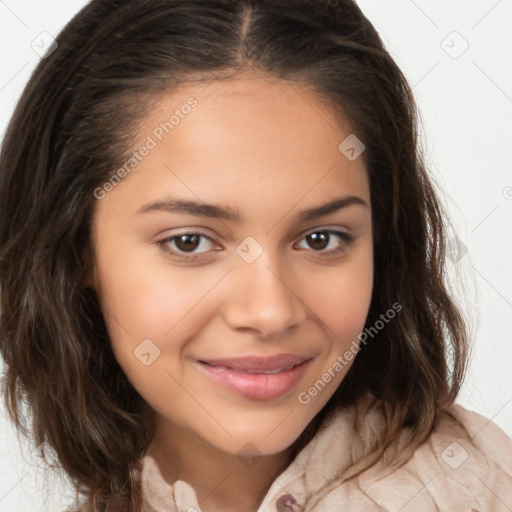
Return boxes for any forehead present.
[141,73,355,156]
[96,74,369,219]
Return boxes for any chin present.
[204,416,310,458]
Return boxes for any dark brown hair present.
[0,0,469,510]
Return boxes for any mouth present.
[195,354,312,400]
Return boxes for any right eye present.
[156,231,221,261]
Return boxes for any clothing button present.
[276,494,297,512]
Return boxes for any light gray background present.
[1,1,511,510]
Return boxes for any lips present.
[198,353,310,373]
[196,353,312,400]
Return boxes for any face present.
[90,73,373,458]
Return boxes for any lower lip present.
[195,360,311,400]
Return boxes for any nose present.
[221,257,307,339]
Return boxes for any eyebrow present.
[137,195,368,222]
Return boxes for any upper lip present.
[199,353,311,372]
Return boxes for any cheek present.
[94,261,224,412]
[305,248,373,343]
[295,251,373,411]
[93,241,226,370]
[95,226,222,330]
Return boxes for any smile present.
[195,358,312,400]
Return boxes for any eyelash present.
[156,229,355,262]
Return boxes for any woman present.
[1,0,511,510]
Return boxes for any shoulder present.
[428,403,512,477]
[312,402,512,511]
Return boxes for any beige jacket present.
[140,399,512,511]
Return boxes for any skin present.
[89,73,373,512]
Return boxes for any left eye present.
[296,230,353,253]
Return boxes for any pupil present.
[307,232,328,250]
[176,234,200,252]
